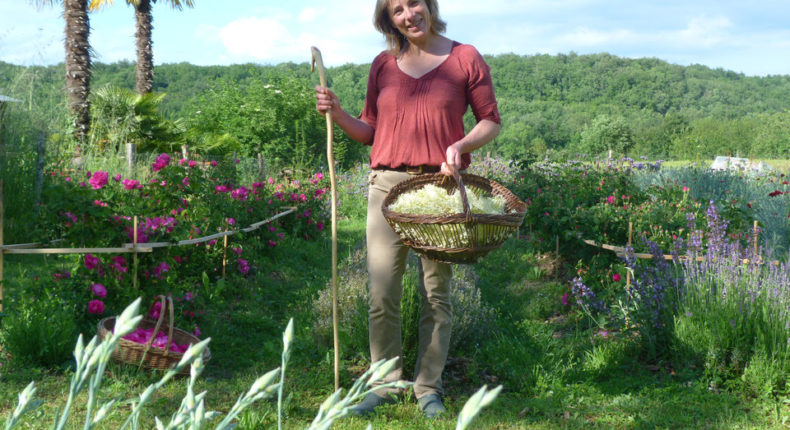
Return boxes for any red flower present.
[612,273,622,282]
[88,300,105,315]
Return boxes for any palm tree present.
[37,0,93,142]
[90,0,194,94]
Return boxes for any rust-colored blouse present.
[359,42,500,170]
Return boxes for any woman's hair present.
[374,0,447,54]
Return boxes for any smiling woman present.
[314,0,501,420]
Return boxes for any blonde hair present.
[373,0,447,54]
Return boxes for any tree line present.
[2,51,789,167]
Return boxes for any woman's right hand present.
[315,85,341,116]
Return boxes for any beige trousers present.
[366,169,453,399]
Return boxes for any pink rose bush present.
[36,152,329,331]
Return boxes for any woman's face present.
[388,0,431,41]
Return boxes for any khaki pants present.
[366,169,452,399]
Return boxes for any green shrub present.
[0,297,79,368]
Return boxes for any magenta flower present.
[193,325,202,337]
[149,302,162,319]
[226,217,236,225]
[113,174,122,182]
[682,186,689,193]
[612,273,622,282]
[316,221,325,231]
[122,179,141,190]
[606,195,615,205]
[152,153,171,172]
[561,292,569,306]
[88,300,105,315]
[84,253,100,270]
[53,271,71,281]
[231,187,250,200]
[238,258,250,275]
[88,171,109,189]
[152,261,170,279]
[91,283,107,298]
[188,160,197,168]
[111,255,128,273]
[210,160,218,167]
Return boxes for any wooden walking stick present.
[311,46,341,391]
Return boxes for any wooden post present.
[753,220,759,257]
[126,143,136,176]
[133,216,138,291]
[222,232,228,279]
[626,221,633,287]
[0,179,4,313]
[181,144,188,159]
[34,133,45,210]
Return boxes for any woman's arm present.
[315,86,375,145]
[441,119,501,175]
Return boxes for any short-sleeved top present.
[359,41,500,171]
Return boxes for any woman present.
[315,0,500,419]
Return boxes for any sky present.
[1,0,789,77]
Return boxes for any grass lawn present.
[1,210,788,428]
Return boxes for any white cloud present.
[298,7,319,23]
[673,15,732,48]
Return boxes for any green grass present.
[2,205,790,428]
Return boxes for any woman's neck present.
[402,33,450,58]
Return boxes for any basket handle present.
[142,295,176,360]
[450,169,472,221]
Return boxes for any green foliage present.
[0,296,79,368]
[89,85,184,153]
[578,114,635,157]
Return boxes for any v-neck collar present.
[394,41,457,80]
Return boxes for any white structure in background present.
[710,156,773,174]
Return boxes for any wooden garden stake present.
[133,216,139,291]
[312,46,341,391]
[222,232,228,279]
[753,220,759,257]
[626,221,633,286]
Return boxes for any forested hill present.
[2,52,790,160]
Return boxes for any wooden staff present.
[0,180,4,313]
[312,46,340,391]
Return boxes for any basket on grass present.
[97,295,210,374]
[382,171,526,264]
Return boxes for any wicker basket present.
[97,295,210,374]
[382,171,526,264]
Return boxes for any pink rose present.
[88,300,105,315]
[84,253,100,270]
[91,283,107,298]
[152,153,171,172]
[88,171,109,190]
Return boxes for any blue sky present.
[1,0,789,76]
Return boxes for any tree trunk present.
[135,0,154,94]
[64,0,91,142]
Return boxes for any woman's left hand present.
[441,144,463,176]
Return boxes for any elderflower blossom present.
[388,184,507,215]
